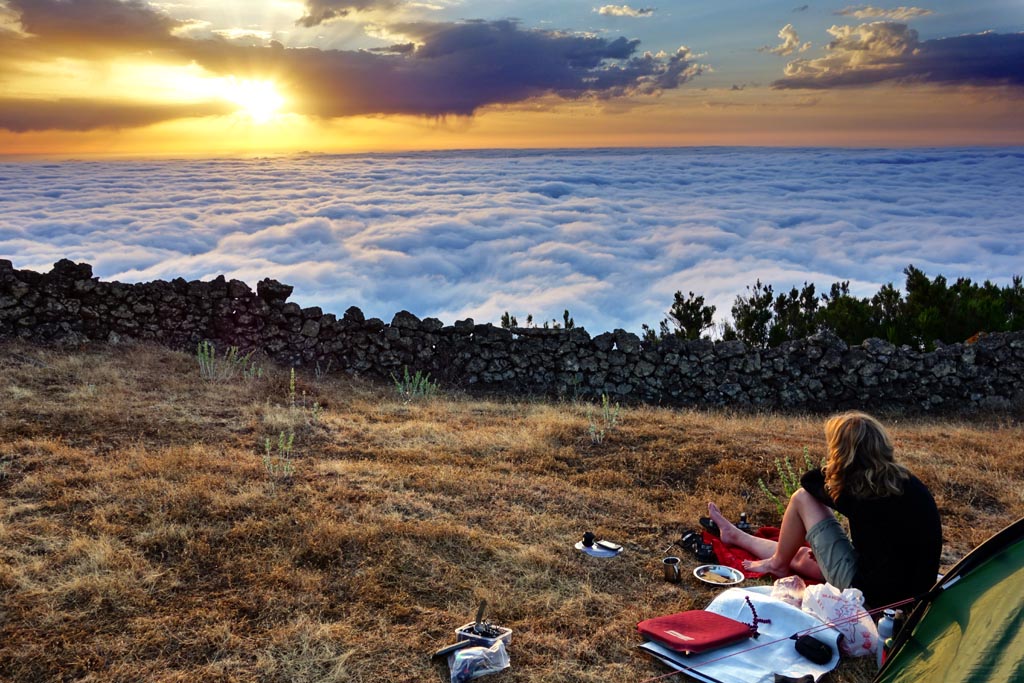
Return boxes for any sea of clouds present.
[2,147,1023,335]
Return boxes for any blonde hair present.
[824,411,909,498]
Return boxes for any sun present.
[225,78,286,123]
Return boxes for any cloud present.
[0,0,704,129]
[760,23,811,56]
[0,96,231,131]
[774,23,1024,88]
[835,5,933,20]
[596,5,655,18]
[3,148,1022,334]
[296,0,402,28]
[792,5,810,12]
[8,0,181,50]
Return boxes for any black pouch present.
[793,634,833,664]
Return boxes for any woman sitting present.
[708,411,942,607]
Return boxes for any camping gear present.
[694,564,745,586]
[793,634,833,664]
[432,640,474,661]
[771,575,807,608]
[434,601,512,662]
[638,609,759,655]
[700,516,721,537]
[774,675,814,683]
[664,556,682,583]
[448,640,509,683]
[674,529,718,563]
[575,539,623,557]
[455,600,512,646]
[737,512,752,533]
[875,609,897,668]
[637,594,770,654]
[874,515,1024,683]
[639,587,842,683]
[801,583,878,657]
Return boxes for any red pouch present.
[637,610,754,654]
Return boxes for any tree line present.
[645,265,1024,350]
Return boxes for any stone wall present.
[2,259,1022,413]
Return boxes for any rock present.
[716,340,746,358]
[227,279,251,298]
[613,329,641,354]
[391,310,421,329]
[48,259,93,282]
[257,278,293,304]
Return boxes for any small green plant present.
[392,367,439,401]
[263,429,295,486]
[758,447,820,518]
[197,341,260,381]
[288,367,297,408]
[314,359,333,382]
[310,401,324,424]
[243,360,264,381]
[587,393,620,444]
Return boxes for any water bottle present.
[737,512,752,533]
[876,609,896,669]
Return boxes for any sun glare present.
[225,78,285,123]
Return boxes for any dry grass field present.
[1,340,1021,683]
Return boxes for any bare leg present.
[742,488,832,577]
[708,502,777,559]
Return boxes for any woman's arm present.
[800,468,837,508]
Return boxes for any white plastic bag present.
[771,575,807,609]
[448,640,510,682]
[801,583,878,657]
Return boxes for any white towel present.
[639,587,841,683]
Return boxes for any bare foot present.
[743,555,789,577]
[708,502,743,545]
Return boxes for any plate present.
[693,564,744,585]
[574,540,623,557]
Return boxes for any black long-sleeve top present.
[801,468,942,607]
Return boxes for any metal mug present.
[663,556,682,583]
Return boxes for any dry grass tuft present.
[0,340,1020,682]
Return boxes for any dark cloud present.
[173,19,702,117]
[792,5,810,12]
[369,42,415,54]
[0,97,231,131]
[295,0,402,28]
[774,23,1024,89]
[0,0,703,129]
[9,0,179,50]
[4,149,1022,334]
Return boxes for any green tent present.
[875,516,1024,683]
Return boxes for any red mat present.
[703,526,819,583]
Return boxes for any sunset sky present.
[1,0,1022,155]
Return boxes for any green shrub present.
[392,367,439,401]
[587,393,620,445]
[757,447,819,518]
[196,341,261,381]
[263,430,295,486]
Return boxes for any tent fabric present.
[875,517,1024,683]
